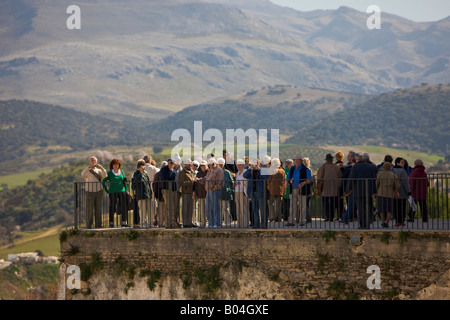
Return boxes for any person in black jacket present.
[131,159,152,228]
[347,153,377,229]
[159,159,179,228]
[340,157,356,224]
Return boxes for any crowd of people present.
[81,149,430,230]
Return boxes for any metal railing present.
[74,174,449,231]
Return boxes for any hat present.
[236,159,245,165]
[200,160,207,166]
[325,153,334,161]
[294,154,302,160]
[207,158,217,165]
[166,158,173,162]
[183,158,192,165]
[262,155,271,165]
[192,160,199,166]
[173,153,181,165]
[217,157,226,165]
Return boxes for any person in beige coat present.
[266,158,286,222]
[317,153,342,221]
[376,162,400,228]
[81,156,107,229]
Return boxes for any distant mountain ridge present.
[0,0,448,118]
[149,85,371,140]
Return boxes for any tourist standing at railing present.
[244,159,269,228]
[131,159,152,228]
[335,151,346,221]
[408,159,430,223]
[392,157,411,227]
[205,158,224,229]
[347,153,377,229]
[340,157,356,224]
[267,158,286,223]
[192,160,199,176]
[194,160,208,228]
[191,160,199,225]
[282,159,293,222]
[244,156,253,225]
[317,153,342,222]
[159,159,179,228]
[144,155,158,227]
[81,156,107,229]
[173,156,182,227]
[102,159,130,228]
[217,158,234,227]
[153,162,166,227]
[363,153,378,175]
[400,158,413,177]
[375,162,400,228]
[234,159,249,228]
[224,150,238,222]
[178,159,196,228]
[302,157,313,224]
[286,154,312,226]
[377,155,393,172]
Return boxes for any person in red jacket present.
[408,159,430,223]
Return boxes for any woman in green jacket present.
[102,158,129,227]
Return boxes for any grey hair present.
[285,159,293,166]
[303,157,311,167]
[362,153,370,161]
[414,159,424,167]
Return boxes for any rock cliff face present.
[58,229,450,300]
[416,269,450,300]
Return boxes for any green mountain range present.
[0,83,448,177]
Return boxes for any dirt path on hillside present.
[0,225,61,250]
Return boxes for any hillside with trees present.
[0,100,154,172]
[287,84,450,155]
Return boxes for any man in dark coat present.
[347,153,377,229]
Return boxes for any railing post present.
[74,182,78,230]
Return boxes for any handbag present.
[408,196,417,212]
[121,169,133,211]
[125,191,133,212]
[316,180,324,197]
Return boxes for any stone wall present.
[58,229,450,300]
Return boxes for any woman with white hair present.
[408,159,429,223]
[234,159,249,228]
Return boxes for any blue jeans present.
[206,191,221,227]
[342,194,353,223]
[251,192,266,228]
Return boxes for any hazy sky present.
[270,0,450,22]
